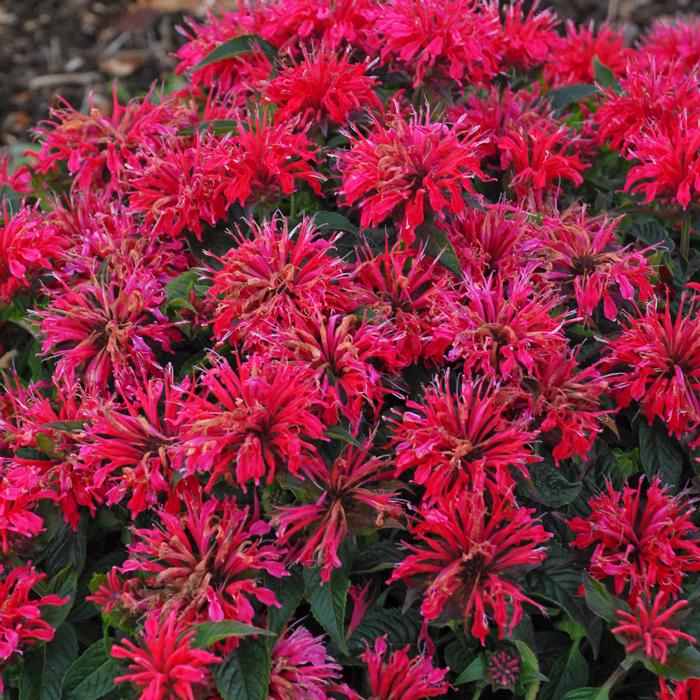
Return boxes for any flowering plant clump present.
[2,2,700,698]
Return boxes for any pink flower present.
[182,355,326,489]
[375,0,499,87]
[114,494,287,625]
[390,482,550,642]
[112,609,221,700]
[601,294,700,438]
[359,636,450,699]
[338,107,487,242]
[208,216,352,345]
[569,478,700,601]
[264,46,380,129]
[0,563,69,663]
[639,15,700,74]
[268,627,342,699]
[392,373,537,501]
[612,593,696,665]
[274,445,402,581]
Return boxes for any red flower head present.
[265,45,380,129]
[269,627,342,699]
[444,272,568,381]
[37,267,180,394]
[569,478,700,601]
[353,240,459,366]
[612,593,696,665]
[359,635,451,700]
[601,294,700,438]
[0,563,69,664]
[114,494,287,625]
[390,482,551,643]
[544,20,629,87]
[338,106,487,243]
[639,15,700,74]
[391,373,537,501]
[182,354,326,490]
[208,216,352,345]
[274,445,402,581]
[0,203,67,303]
[78,371,187,517]
[541,207,655,321]
[375,0,499,87]
[624,114,700,210]
[112,608,221,700]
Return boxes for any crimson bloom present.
[112,609,221,700]
[112,494,287,625]
[612,593,696,665]
[338,107,487,242]
[568,478,700,601]
[639,15,700,73]
[392,373,537,500]
[390,482,551,643]
[274,445,402,581]
[268,627,342,699]
[601,294,700,438]
[182,355,326,489]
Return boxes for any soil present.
[1,0,699,147]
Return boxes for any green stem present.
[600,657,636,697]
[681,210,692,261]
[470,686,484,700]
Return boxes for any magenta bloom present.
[268,627,342,699]
[274,445,402,581]
[338,107,487,242]
[112,609,221,700]
[182,355,327,489]
[612,593,696,665]
[639,15,700,73]
[392,373,537,500]
[390,482,550,642]
[569,478,700,601]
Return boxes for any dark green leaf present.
[193,34,277,71]
[181,119,239,136]
[214,637,271,700]
[34,567,76,628]
[303,566,350,654]
[352,541,403,574]
[42,518,87,577]
[266,568,304,634]
[314,211,358,234]
[541,641,589,700]
[19,624,77,700]
[425,228,462,277]
[562,688,608,700]
[525,460,582,507]
[627,219,674,249]
[347,608,421,654]
[324,425,362,448]
[644,646,700,680]
[583,573,619,623]
[593,57,622,94]
[61,641,118,700]
[638,419,684,485]
[190,621,273,649]
[545,84,597,110]
[455,655,487,685]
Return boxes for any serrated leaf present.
[61,641,118,700]
[352,541,403,574]
[627,219,673,249]
[266,568,304,635]
[42,518,87,577]
[314,211,358,234]
[304,566,350,654]
[347,608,421,654]
[455,655,487,685]
[193,34,277,71]
[644,646,700,680]
[638,419,684,485]
[545,83,597,110]
[190,621,272,649]
[593,57,622,94]
[214,637,271,700]
[526,460,582,507]
[20,624,77,700]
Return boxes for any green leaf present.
[34,567,77,628]
[638,419,684,485]
[593,57,622,94]
[165,270,202,312]
[425,227,462,277]
[545,84,597,110]
[455,655,487,685]
[314,211,358,235]
[562,688,609,700]
[644,646,700,680]
[347,608,421,655]
[583,573,619,623]
[266,568,304,635]
[303,566,350,654]
[42,518,87,577]
[214,637,271,700]
[541,641,589,700]
[61,641,118,700]
[514,640,547,700]
[324,425,362,448]
[190,621,273,649]
[19,624,77,700]
[525,459,582,507]
[352,541,403,574]
[181,119,239,136]
[627,219,674,249]
[193,34,277,71]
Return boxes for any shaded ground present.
[1,0,699,146]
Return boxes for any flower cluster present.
[2,2,700,699]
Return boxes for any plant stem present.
[681,210,692,261]
[600,657,636,697]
